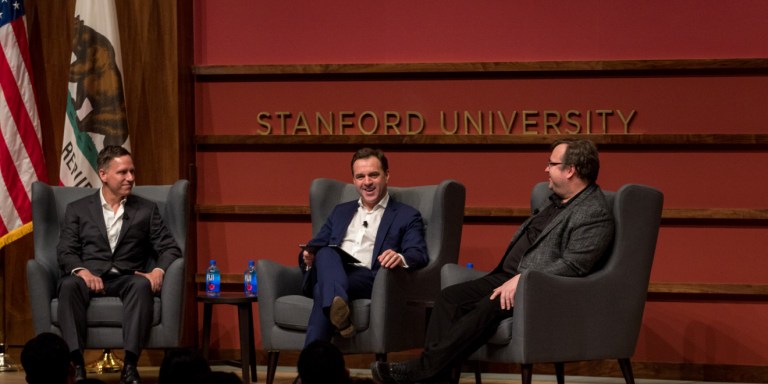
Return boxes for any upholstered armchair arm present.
[363,267,426,353]
[155,258,184,346]
[512,269,640,363]
[27,259,56,335]
[441,263,486,289]
[256,259,303,348]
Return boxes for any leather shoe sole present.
[330,296,356,338]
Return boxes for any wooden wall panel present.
[2,0,194,351]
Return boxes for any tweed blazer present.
[492,183,614,277]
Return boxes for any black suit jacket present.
[57,190,181,276]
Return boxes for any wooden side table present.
[197,293,258,384]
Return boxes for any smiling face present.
[99,154,135,201]
[352,156,389,210]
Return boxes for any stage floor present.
[0,365,752,384]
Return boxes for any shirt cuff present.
[398,253,409,268]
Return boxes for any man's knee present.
[126,275,153,295]
[58,276,86,296]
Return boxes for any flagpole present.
[0,248,18,371]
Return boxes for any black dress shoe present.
[120,363,142,384]
[74,365,87,382]
[370,361,410,384]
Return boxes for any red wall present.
[193,0,768,366]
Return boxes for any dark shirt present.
[500,190,584,275]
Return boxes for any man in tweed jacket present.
[372,139,615,384]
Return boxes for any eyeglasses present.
[546,162,563,168]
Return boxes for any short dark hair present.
[21,332,72,384]
[298,340,349,384]
[97,145,132,172]
[552,138,600,184]
[350,148,388,174]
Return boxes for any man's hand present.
[377,249,404,269]
[136,269,165,293]
[303,250,315,269]
[76,269,105,293]
[489,274,521,310]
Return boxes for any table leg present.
[247,305,257,381]
[202,303,213,360]
[238,303,252,384]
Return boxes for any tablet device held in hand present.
[299,243,361,264]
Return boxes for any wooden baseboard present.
[198,348,768,383]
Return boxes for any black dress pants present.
[405,272,515,382]
[57,274,154,355]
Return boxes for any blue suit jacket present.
[299,197,428,294]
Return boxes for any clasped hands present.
[76,268,165,293]
[302,248,404,269]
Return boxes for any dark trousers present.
[57,274,154,355]
[304,247,375,346]
[406,273,514,381]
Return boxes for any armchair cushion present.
[273,295,371,333]
[50,297,162,327]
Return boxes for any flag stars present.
[13,1,19,10]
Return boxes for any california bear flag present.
[60,0,129,188]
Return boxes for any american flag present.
[0,0,46,249]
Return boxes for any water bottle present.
[206,260,220,297]
[244,260,257,297]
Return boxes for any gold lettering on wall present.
[253,109,637,135]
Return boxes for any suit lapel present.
[88,192,109,243]
[116,196,137,249]
[528,184,595,249]
[373,200,398,259]
[332,202,358,243]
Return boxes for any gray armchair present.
[257,178,466,384]
[27,180,189,349]
[441,182,663,384]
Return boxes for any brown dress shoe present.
[330,296,356,337]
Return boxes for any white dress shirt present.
[338,194,409,269]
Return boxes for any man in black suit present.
[57,146,181,384]
[371,139,615,383]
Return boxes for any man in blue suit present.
[300,148,428,345]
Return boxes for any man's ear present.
[564,165,577,180]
